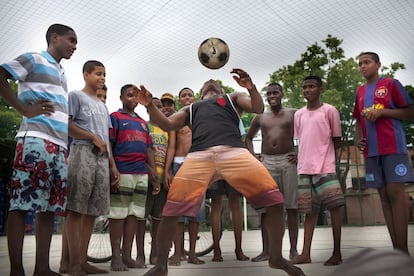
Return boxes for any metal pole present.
[243,196,247,231]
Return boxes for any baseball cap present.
[160,92,175,104]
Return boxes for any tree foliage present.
[171,36,412,144]
[403,85,414,143]
[0,80,19,183]
[265,35,412,194]
[267,34,408,141]
[0,80,21,139]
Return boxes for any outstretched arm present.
[230,68,264,114]
[134,85,189,131]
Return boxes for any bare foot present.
[187,256,205,264]
[211,255,223,262]
[269,257,305,276]
[80,262,108,274]
[289,250,299,260]
[251,252,269,262]
[59,262,69,274]
[111,255,128,271]
[168,255,181,266]
[212,247,223,262]
[168,254,187,261]
[324,254,342,266]
[136,257,148,269]
[122,258,147,268]
[143,265,167,276]
[149,254,157,265]
[34,269,64,276]
[111,262,128,271]
[291,254,311,264]
[235,250,250,261]
[68,265,87,276]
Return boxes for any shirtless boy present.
[246,83,299,261]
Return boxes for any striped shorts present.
[108,174,148,219]
[297,173,345,214]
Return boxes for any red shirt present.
[353,77,412,157]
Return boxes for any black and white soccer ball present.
[198,37,230,69]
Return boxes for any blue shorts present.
[365,154,414,188]
[9,137,67,213]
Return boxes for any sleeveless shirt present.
[190,94,244,152]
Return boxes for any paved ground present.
[0,225,413,276]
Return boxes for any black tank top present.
[190,94,244,152]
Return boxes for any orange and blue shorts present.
[162,146,284,217]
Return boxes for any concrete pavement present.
[0,225,413,276]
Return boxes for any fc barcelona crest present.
[375,86,388,98]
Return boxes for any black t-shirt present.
[190,94,244,152]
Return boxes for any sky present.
[1,0,413,119]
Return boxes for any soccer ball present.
[198,37,230,69]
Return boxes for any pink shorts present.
[162,146,284,217]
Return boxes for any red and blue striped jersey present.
[109,109,153,174]
[353,77,412,157]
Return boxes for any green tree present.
[325,57,364,140]
[0,80,21,139]
[0,80,19,184]
[403,85,414,145]
[267,35,409,193]
[267,35,407,141]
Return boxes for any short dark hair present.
[120,84,133,96]
[101,84,108,91]
[83,60,104,73]
[200,79,223,99]
[358,52,380,63]
[46,24,74,45]
[178,87,194,97]
[304,75,323,86]
[267,83,283,90]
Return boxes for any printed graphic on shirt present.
[362,103,384,117]
[374,86,388,97]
